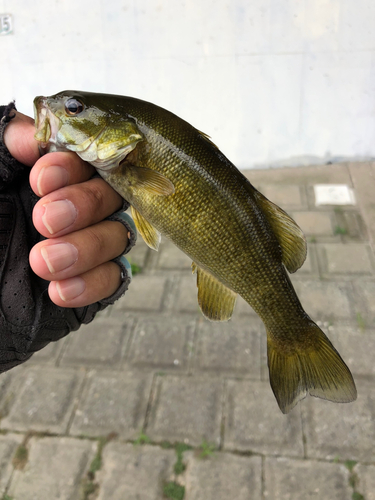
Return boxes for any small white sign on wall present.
[314,185,356,206]
[0,14,13,36]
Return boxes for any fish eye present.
[65,98,84,116]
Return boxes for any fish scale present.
[34,90,357,414]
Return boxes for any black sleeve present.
[0,103,129,372]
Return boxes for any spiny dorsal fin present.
[127,165,175,196]
[254,190,307,273]
[197,130,219,149]
[131,206,161,250]
[192,262,237,321]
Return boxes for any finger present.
[32,177,124,238]
[3,111,40,166]
[48,261,122,308]
[30,151,96,197]
[29,220,128,281]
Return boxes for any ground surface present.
[1,162,374,500]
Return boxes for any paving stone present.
[184,452,262,500]
[1,367,84,434]
[244,163,352,186]
[8,437,95,500]
[352,279,375,324]
[60,316,134,368]
[349,162,375,246]
[264,457,352,499]
[224,379,304,456]
[127,237,149,269]
[70,371,153,439]
[355,464,375,500]
[96,443,175,500]
[257,184,305,209]
[175,276,201,315]
[0,368,20,418]
[195,317,261,376]
[111,275,167,312]
[0,434,23,497]
[334,210,367,240]
[297,245,316,273]
[28,336,67,365]
[157,239,192,270]
[319,243,374,274]
[292,280,353,321]
[328,324,375,377]
[127,315,195,370]
[147,375,222,446]
[302,378,375,462]
[292,211,333,235]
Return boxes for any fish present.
[33,90,357,413]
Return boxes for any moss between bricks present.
[80,433,117,500]
[198,439,216,459]
[12,444,28,471]
[132,434,218,500]
[163,481,185,500]
[128,260,142,276]
[12,432,35,471]
[343,460,365,500]
[134,431,152,446]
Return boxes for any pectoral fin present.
[131,206,161,250]
[127,165,175,196]
[254,190,307,273]
[192,263,237,321]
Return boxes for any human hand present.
[4,111,130,308]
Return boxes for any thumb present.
[3,111,40,167]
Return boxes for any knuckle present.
[96,262,118,292]
[85,226,106,256]
[83,180,106,213]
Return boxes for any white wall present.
[1,0,374,169]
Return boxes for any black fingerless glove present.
[0,103,133,372]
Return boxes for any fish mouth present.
[33,96,61,149]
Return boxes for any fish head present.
[33,90,143,169]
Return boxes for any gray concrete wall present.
[1,0,374,169]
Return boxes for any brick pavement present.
[1,161,375,499]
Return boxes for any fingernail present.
[56,277,86,301]
[42,200,77,234]
[37,166,69,196]
[41,243,78,273]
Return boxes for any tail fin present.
[267,322,357,414]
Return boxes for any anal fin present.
[131,206,161,250]
[192,263,237,321]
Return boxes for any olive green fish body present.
[34,91,357,413]
[105,120,300,325]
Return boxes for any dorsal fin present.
[254,190,307,273]
[197,130,219,149]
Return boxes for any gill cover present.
[33,91,144,169]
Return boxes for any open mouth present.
[33,96,60,148]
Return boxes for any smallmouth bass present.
[33,91,357,413]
